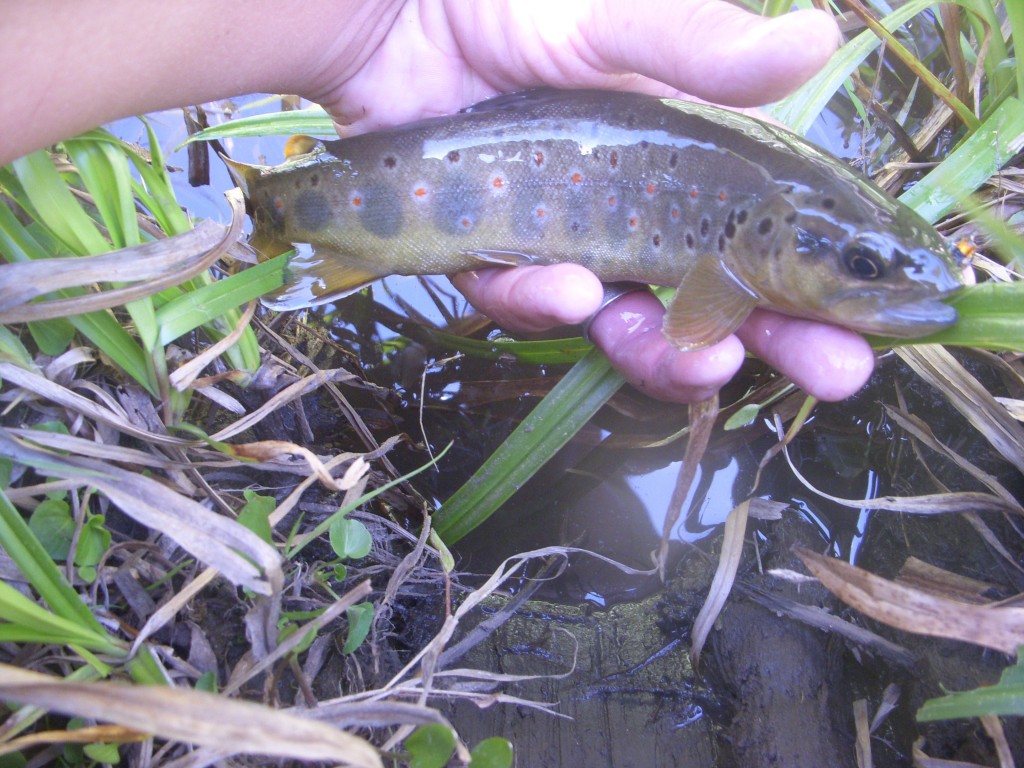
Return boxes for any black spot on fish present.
[383,156,397,169]
[310,174,319,187]
[685,232,695,249]
[640,140,650,150]
[718,234,726,253]
[822,197,836,210]
[736,209,747,224]
[700,217,710,238]
[669,152,678,169]
[571,221,581,233]
[293,189,332,232]
[784,212,797,225]
[652,233,661,248]
[724,220,736,239]
[356,183,404,238]
[294,178,302,190]
[758,217,773,235]
[447,150,461,164]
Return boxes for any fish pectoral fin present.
[662,259,758,350]
[263,248,387,311]
[461,249,538,267]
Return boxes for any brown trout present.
[230,88,963,349]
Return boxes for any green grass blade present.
[62,137,140,250]
[868,282,1024,352]
[0,488,114,642]
[0,580,120,652]
[10,152,110,256]
[768,0,936,133]
[155,254,287,346]
[918,655,1024,720]
[898,97,1024,223]
[185,108,336,144]
[0,204,155,392]
[1008,0,1024,99]
[433,349,624,543]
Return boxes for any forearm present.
[0,0,400,165]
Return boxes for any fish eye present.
[843,245,885,280]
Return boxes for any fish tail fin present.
[220,154,262,200]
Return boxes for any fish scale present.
[229,88,964,350]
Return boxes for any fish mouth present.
[835,295,959,338]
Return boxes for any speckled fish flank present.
[229,88,964,349]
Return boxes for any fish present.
[227,88,964,350]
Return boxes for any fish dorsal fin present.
[263,248,388,311]
[460,88,561,115]
[662,257,758,350]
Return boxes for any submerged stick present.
[657,393,719,580]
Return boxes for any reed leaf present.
[898,97,1024,223]
[433,349,623,543]
[185,108,335,144]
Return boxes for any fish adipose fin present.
[264,248,389,311]
[662,257,758,350]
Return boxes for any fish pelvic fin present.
[662,257,758,350]
[263,247,389,311]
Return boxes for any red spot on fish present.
[689,188,699,199]
[571,173,583,184]
[460,217,472,229]
[610,151,618,169]
[534,151,544,167]
[671,205,681,221]
[646,183,656,195]
[607,195,616,208]
[718,191,728,202]
[535,206,547,220]
[493,177,504,188]
[628,214,639,230]
[350,193,363,208]
[273,197,284,210]
[447,150,461,163]
[414,187,428,197]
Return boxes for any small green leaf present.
[237,490,276,544]
[84,742,121,764]
[342,602,373,655]
[196,670,217,692]
[26,318,75,357]
[75,515,111,579]
[28,498,74,559]
[724,403,762,431]
[0,752,28,768]
[405,724,457,768]
[469,737,514,768]
[329,517,372,560]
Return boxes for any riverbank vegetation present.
[0,0,1022,765]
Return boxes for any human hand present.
[306,0,872,403]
